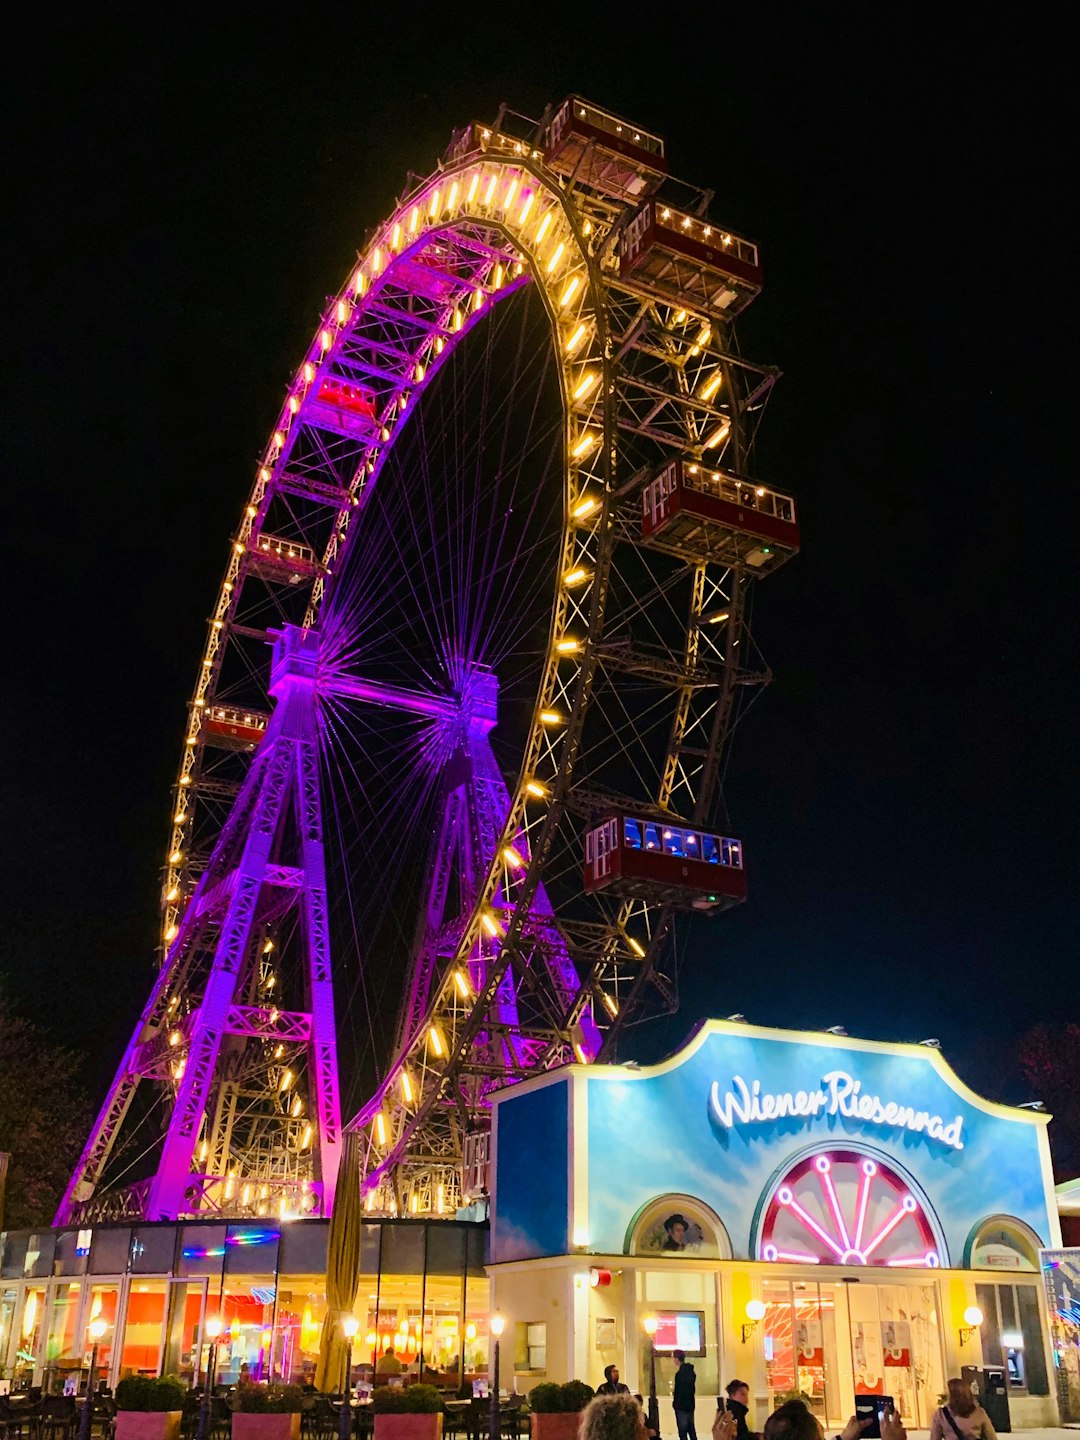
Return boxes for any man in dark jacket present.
[724,1380,752,1440]
[597,1365,629,1395]
[672,1351,697,1440]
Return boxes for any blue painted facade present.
[490,1021,1057,1266]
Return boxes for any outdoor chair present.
[37,1396,78,1440]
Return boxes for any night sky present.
[4,14,1075,1125]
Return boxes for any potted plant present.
[528,1381,592,1440]
[231,1383,304,1440]
[114,1376,187,1440]
[372,1383,444,1440]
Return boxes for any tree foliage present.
[0,985,92,1229]
[1017,1022,1080,1180]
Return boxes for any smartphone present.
[854,1395,893,1438]
[717,1399,728,1412]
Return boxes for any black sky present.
[3,12,1076,1120]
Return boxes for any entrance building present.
[488,1021,1062,1428]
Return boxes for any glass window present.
[1,1285,19,1372]
[90,1228,132,1276]
[86,1283,120,1377]
[45,1280,83,1382]
[463,1275,490,1384]
[702,835,720,864]
[162,1280,206,1386]
[977,1283,1049,1396]
[465,1227,487,1277]
[120,1280,168,1380]
[279,1220,330,1277]
[380,1225,425,1277]
[15,1285,48,1381]
[131,1226,177,1275]
[426,1226,465,1278]
[644,825,660,851]
[624,819,642,849]
[1,1233,28,1279]
[25,1232,56,1278]
[52,1233,89,1277]
[178,1226,227,1279]
[219,1274,276,1384]
[275,1271,336,1387]
[1017,1284,1048,1395]
[225,1225,280,1276]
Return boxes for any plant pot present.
[232,1414,302,1440]
[374,1414,444,1440]
[530,1414,582,1440]
[115,1412,183,1440]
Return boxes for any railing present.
[552,97,665,157]
[682,465,796,524]
[653,205,759,267]
[255,535,317,565]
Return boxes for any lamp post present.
[339,1316,360,1440]
[77,1318,108,1440]
[197,1317,224,1440]
[488,1313,505,1440]
[642,1316,660,1440]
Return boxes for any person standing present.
[672,1350,697,1440]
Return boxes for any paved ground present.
[903,1431,1080,1438]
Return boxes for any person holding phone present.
[758,1397,906,1440]
[721,1381,752,1440]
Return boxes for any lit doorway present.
[762,1278,945,1428]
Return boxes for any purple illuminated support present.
[58,625,343,1224]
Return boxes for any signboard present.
[491,1020,1057,1265]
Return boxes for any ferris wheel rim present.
[163,146,616,966]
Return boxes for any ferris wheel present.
[58,98,798,1226]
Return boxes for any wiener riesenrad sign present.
[709,1069,966,1151]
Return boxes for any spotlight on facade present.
[824,1025,848,1036]
[727,1013,747,1023]
[918,1038,941,1048]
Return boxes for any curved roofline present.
[490,1017,1052,1126]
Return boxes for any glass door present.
[843,1282,944,1428]
[163,1279,208,1387]
[762,1279,841,1425]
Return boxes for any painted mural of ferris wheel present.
[58,98,799,1227]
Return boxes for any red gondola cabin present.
[641,457,799,575]
[583,814,746,912]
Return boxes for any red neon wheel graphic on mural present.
[759,1150,941,1267]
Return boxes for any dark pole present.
[197,1329,221,1440]
[487,1324,502,1440]
[647,1334,660,1439]
[76,1339,101,1440]
[338,1328,355,1440]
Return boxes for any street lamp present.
[741,1300,766,1344]
[642,1315,660,1440]
[197,1317,225,1440]
[959,1305,984,1347]
[488,1313,505,1440]
[77,1318,109,1440]
[339,1316,361,1440]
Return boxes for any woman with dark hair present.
[763,1398,906,1440]
[930,1379,998,1440]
